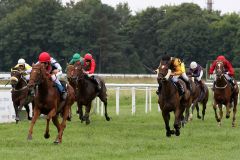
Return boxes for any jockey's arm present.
[51,58,63,77]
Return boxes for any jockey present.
[157,54,192,96]
[38,52,67,100]
[189,61,204,91]
[83,53,101,91]
[13,58,32,81]
[189,61,203,82]
[69,53,84,65]
[209,55,237,89]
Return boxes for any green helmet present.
[73,53,81,60]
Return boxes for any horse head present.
[28,63,46,90]
[215,61,225,78]
[72,62,85,80]
[157,60,172,83]
[10,67,26,88]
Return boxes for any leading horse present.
[10,68,33,123]
[213,61,239,127]
[157,60,192,137]
[27,63,75,143]
[69,63,110,125]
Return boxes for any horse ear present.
[32,62,35,66]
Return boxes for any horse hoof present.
[44,133,50,139]
[217,119,221,122]
[166,133,171,137]
[27,135,32,140]
[197,116,201,119]
[175,130,180,136]
[54,140,59,144]
[106,117,110,121]
[28,117,32,121]
[16,120,19,124]
[226,115,230,119]
[170,130,175,134]
[86,120,90,125]
[67,117,71,121]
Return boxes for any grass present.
[1,78,240,160]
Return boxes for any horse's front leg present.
[24,104,32,120]
[161,111,173,137]
[44,118,50,139]
[52,116,61,144]
[174,106,184,136]
[13,104,20,123]
[226,102,231,119]
[232,95,238,127]
[27,107,40,140]
[84,103,92,125]
[77,101,84,122]
[218,104,223,126]
[196,103,202,119]
[188,103,195,121]
[202,102,207,121]
[213,102,220,123]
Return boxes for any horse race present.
[1,0,240,159]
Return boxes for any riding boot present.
[156,83,162,95]
[186,80,192,94]
[176,81,185,96]
[229,78,236,90]
[92,76,101,91]
[56,83,67,100]
[212,81,215,91]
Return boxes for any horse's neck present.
[216,76,227,87]
[38,75,52,95]
[15,78,27,90]
[161,80,175,95]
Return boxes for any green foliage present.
[0,0,240,73]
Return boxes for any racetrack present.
[1,89,240,160]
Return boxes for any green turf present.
[1,88,240,160]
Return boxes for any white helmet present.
[190,61,197,69]
[18,58,25,65]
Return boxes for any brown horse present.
[157,60,192,137]
[27,63,75,143]
[213,61,239,127]
[70,63,110,125]
[188,78,209,121]
[10,68,33,123]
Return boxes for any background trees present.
[0,0,240,74]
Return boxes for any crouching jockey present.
[14,58,32,81]
[83,53,101,92]
[38,52,67,100]
[189,61,204,90]
[209,55,237,91]
[156,54,192,96]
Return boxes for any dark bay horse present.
[70,63,110,125]
[157,60,192,137]
[10,68,33,123]
[27,63,75,144]
[213,61,239,127]
[188,78,209,121]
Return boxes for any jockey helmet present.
[73,53,81,60]
[38,52,51,62]
[190,61,197,69]
[18,58,25,65]
[161,54,171,61]
[84,53,93,61]
[217,55,226,61]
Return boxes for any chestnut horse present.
[70,63,110,125]
[157,60,192,137]
[213,61,239,127]
[10,68,33,123]
[188,78,209,121]
[27,63,75,143]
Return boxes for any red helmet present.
[38,52,51,62]
[217,55,226,61]
[84,53,92,61]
